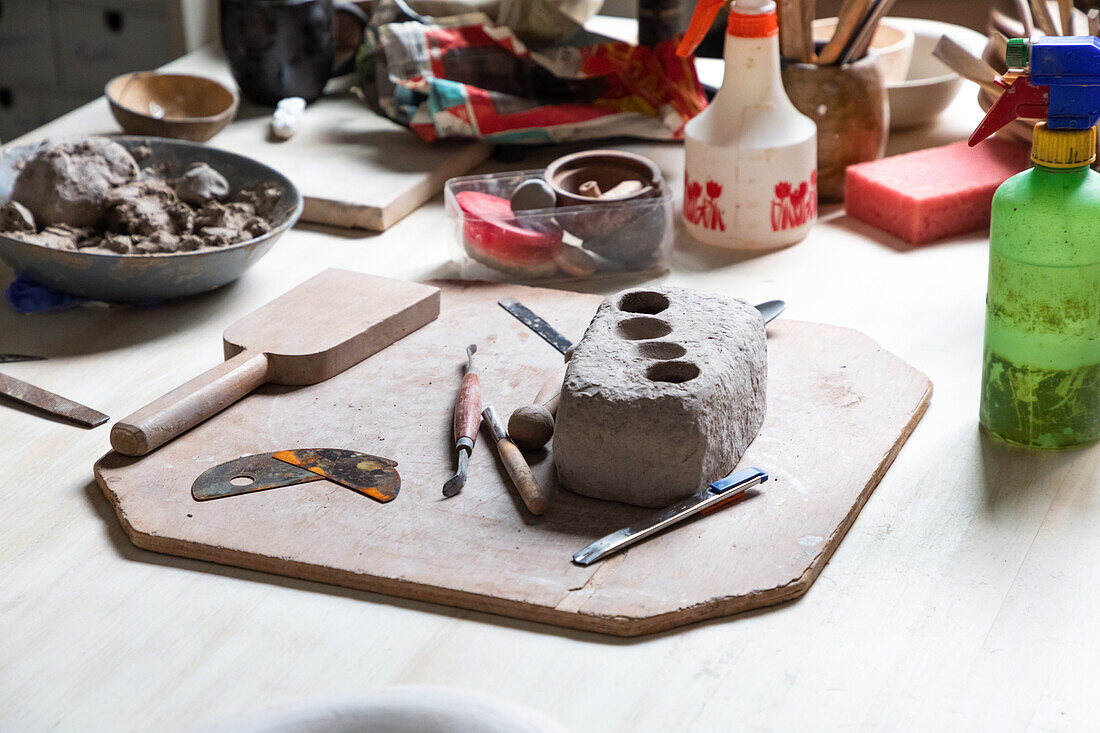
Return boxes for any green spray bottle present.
[968,36,1100,449]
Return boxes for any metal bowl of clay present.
[0,136,302,302]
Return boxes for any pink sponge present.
[845,139,1031,245]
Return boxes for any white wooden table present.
[3,47,1099,733]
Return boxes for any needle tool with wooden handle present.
[0,371,109,427]
[442,344,481,498]
[482,405,550,515]
[110,269,440,457]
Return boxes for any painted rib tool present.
[442,344,481,498]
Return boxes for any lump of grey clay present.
[11,137,140,228]
[553,286,767,508]
[0,201,36,232]
[173,162,230,206]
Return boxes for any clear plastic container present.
[444,170,674,282]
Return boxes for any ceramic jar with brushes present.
[444,150,674,281]
[777,0,894,202]
[677,0,818,250]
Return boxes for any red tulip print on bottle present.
[770,170,817,232]
[684,174,726,232]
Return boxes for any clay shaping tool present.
[1091,8,1100,37]
[482,406,550,515]
[0,354,46,363]
[1029,0,1058,36]
[933,36,1002,96]
[573,467,768,566]
[0,371,109,427]
[840,0,898,66]
[111,269,440,456]
[192,449,400,501]
[1059,0,1074,35]
[818,0,872,65]
[442,344,481,498]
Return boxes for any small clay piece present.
[105,180,180,236]
[11,138,140,227]
[552,240,600,278]
[174,162,230,206]
[554,286,767,508]
[509,179,557,213]
[508,404,555,450]
[0,201,36,232]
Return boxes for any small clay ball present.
[174,162,230,206]
[508,405,555,451]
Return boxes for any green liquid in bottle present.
[980,163,1100,450]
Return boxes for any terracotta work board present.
[95,281,932,636]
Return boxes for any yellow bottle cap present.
[1031,122,1097,168]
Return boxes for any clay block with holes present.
[554,287,767,508]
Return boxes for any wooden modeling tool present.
[1090,8,1099,37]
[841,0,898,66]
[778,0,815,63]
[1059,0,1074,35]
[0,371,109,427]
[933,36,1002,96]
[818,0,871,65]
[111,269,440,456]
[1029,0,1058,36]
[482,406,549,515]
[442,345,481,498]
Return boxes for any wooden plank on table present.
[95,281,932,637]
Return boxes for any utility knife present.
[572,467,767,566]
[192,448,400,503]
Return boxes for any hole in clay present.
[617,317,672,340]
[646,361,700,384]
[618,291,670,315]
[637,341,687,360]
[230,476,255,486]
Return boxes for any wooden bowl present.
[106,72,239,142]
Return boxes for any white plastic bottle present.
[677,0,817,249]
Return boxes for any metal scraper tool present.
[192,449,400,502]
[0,371,109,427]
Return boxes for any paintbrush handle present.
[453,372,481,446]
[111,349,271,456]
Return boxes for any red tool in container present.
[442,344,481,497]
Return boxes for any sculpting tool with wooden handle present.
[110,269,440,456]
[1059,0,1074,35]
[442,345,481,498]
[818,0,871,65]
[482,406,549,515]
[841,0,898,66]
[0,371,108,427]
[1029,0,1058,36]
[933,36,1002,96]
[778,0,815,63]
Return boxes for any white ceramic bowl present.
[812,17,915,84]
[884,17,988,131]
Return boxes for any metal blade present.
[756,300,786,324]
[0,371,108,427]
[273,448,400,503]
[498,298,573,355]
[0,354,46,363]
[572,467,767,566]
[192,452,323,501]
